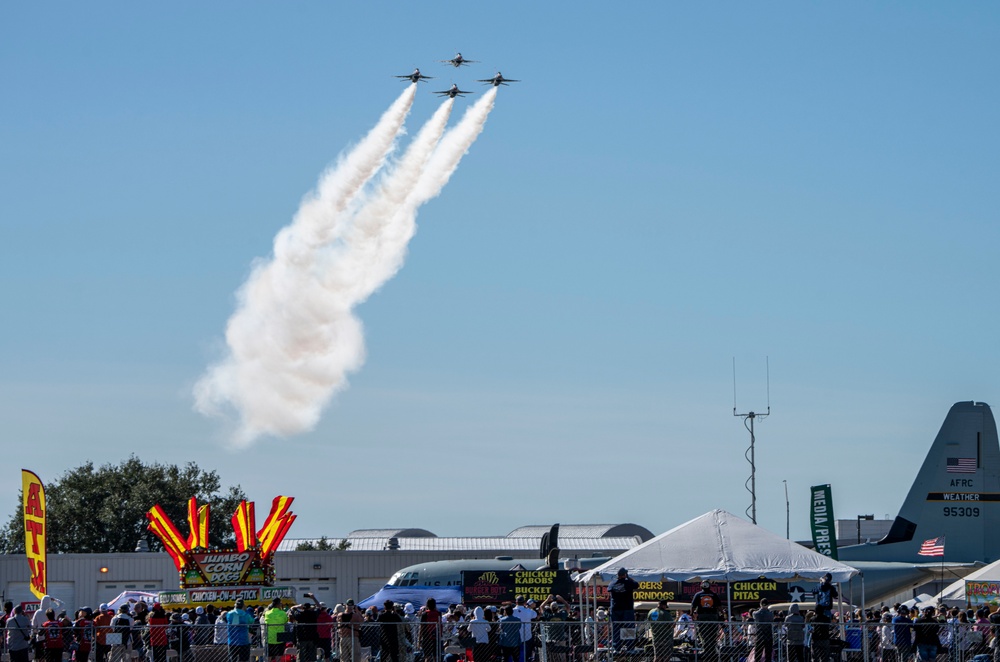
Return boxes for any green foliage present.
[0,457,247,554]
[295,536,350,551]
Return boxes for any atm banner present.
[462,570,572,603]
[22,470,47,600]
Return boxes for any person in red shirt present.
[146,604,169,662]
[40,609,63,662]
[74,608,95,662]
[419,599,442,662]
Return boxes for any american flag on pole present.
[946,458,976,473]
[919,536,945,557]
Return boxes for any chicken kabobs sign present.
[145,495,296,605]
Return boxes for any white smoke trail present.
[195,86,496,446]
[347,87,498,303]
[193,87,416,445]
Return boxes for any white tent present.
[933,557,1000,605]
[578,509,859,583]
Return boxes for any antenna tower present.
[733,357,770,524]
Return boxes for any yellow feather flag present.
[21,470,47,600]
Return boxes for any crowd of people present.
[6,582,1000,662]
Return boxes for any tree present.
[295,536,350,551]
[0,457,247,554]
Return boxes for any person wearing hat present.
[511,596,536,662]
[262,598,288,662]
[752,599,774,662]
[5,605,33,662]
[226,599,255,662]
[608,568,640,653]
[814,573,838,620]
[291,593,321,662]
[108,604,133,662]
[93,604,115,662]
[691,581,722,662]
[192,606,212,646]
[891,606,914,662]
[646,600,674,662]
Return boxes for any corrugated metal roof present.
[507,524,655,542]
[345,528,437,538]
[276,536,640,553]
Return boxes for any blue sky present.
[2,3,999,544]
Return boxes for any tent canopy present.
[934,558,1000,605]
[578,509,858,584]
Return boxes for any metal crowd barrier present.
[6,618,998,662]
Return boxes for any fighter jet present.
[439,53,478,68]
[478,72,520,87]
[434,84,474,98]
[395,68,433,84]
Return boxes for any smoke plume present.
[194,86,496,446]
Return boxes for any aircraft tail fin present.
[839,401,1000,563]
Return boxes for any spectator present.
[6,605,33,662]
[646,600,674,662]
[498,607,522,662]
[214,608,229,647]
[511,597,536,662]
[262,599,289,662]
[753,599,774,662]
[879,613,896,662]
[147,604,169,662]
[810,612,831,662]
[469,606,493,662]
[193,607,212,646]
[108,606,131,662]
[892,606,913,662]
[316,604,334,661]
[92,605,114,662]
[419,599,442,662]
[784,604,806,662]
[608,569,640,653]
[293,594,322,662]
[814,575,838,620]
[912,607,939,662]
[74,607,95,662]
[40,609,62,662]
[378,601,404,662]
[335,601,362,662]
[692,582,723,662]
[226,599,255,662]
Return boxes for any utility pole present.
[734,357,770,525]
[784,479,790,539]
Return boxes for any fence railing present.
[4,619,998,662]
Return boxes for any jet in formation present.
[478,72,520,87]
[440,53,478,68]
[434,84,474,98]
[395,69,433,84]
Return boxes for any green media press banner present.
[810,484,838,560]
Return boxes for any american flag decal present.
[947,457,976,473]
[919,536,945,557]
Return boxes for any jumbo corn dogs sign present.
[146,496,296,606]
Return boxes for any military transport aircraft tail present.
[839,401,1000,564]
